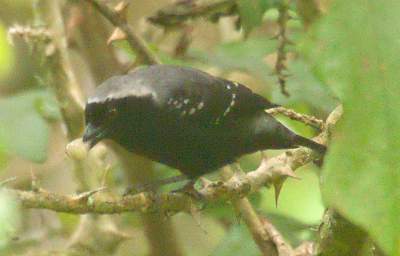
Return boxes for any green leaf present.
[0,90,58,163]
[210,224,259,256]
[308,1,400,255]
[237,0,269,35]
[190,37,276,77]
[271,60,338,114]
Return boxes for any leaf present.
[307,1,400,255]
[190,37,276,77]
[210,224,260,256]
[237,0,269,35]
[271,60,339,114]
[0,90,58,163]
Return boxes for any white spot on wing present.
[197,102,204,110]
[189,108,196,115]
[222,92,236,117]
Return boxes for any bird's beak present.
[82,123,106,149]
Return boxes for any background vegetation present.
[0,0,397,255]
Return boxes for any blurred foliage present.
[304,1,400,255]
[261,167,324,225]
[0,191,20,249]
[0,90,60,164]
[237,0,269,36]
[210,224,259,256]
[0,24,13,80]
[191,37,276,80]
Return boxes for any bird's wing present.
[159,78,276,127]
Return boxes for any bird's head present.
[82,100,120,149]
[82,74,136,149]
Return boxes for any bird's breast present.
[112,114,248,177]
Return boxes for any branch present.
[266,106,325,130]
[5,105,343,215]
[148,0,236,28]
[83,0,160,65]
[221,166,278,256]
[8,24,51,44]
[273,0,292,97]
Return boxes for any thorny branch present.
[274,0,292,97]
[267,106,325,130]
[3,105,342,215]
[7,24,51,44]
[83,0,160,65]
[148,0,236,28]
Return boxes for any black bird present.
[83,65,325,181]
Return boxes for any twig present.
[223,166,278,256]
[0,177,17,187]
[261,218,293,256]
[7,24,51,45]
[47,0,88,192]
[266,107,324,130]
[83,0,159,65]
[274,0,291,97]
[75,186,107,201]
[148,0,236,28]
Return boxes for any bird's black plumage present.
[83,65,325,179]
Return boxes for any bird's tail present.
[292,135,326,154]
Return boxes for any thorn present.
[281,167,300,180]
[199,177,212,188]
[107,28,127,45]
[273,181,283,207]
[101,164,111,187]
[76,187,107,201]
[30,167,39,192]
[0,177,17,187]
[114,1,129,20]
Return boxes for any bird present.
[82,64,325,187]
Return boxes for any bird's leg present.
[123,175,188,196]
